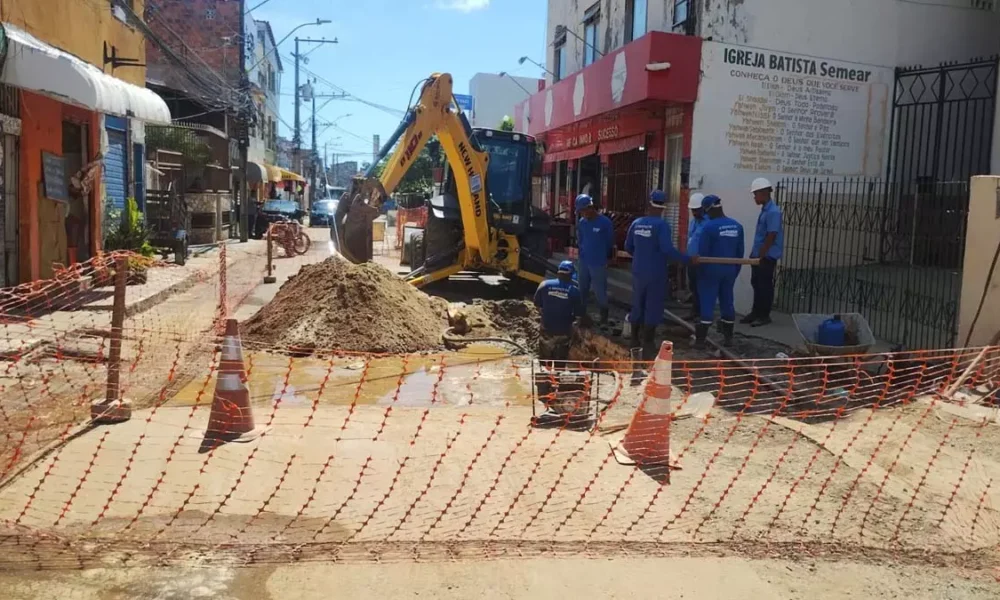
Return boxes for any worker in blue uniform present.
[624,190,691,361]
[693,195,745,348]
[533,260,584,366]
[744,177,784,327]
[686,193,706,320]
[574,194,615,325]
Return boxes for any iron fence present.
[774,177,968,349]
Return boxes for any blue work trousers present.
[630,277,667,326]
[578,263,609,309]
[697,274,737,325]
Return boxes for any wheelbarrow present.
[790,313,877,403]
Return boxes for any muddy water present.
[167,344,533,409]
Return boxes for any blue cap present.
[649,190,667,206]
[575,194,594,211]
[701,194,722,210]
[557,260,575,274]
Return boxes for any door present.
[664,134,683,246]
[103,116,129,219]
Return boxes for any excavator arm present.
[332,74,492,266]
[332,73,552,287]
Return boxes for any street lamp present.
[554,24,603,59]
[519,56,557,79]
[247,18,331,72]
[499,72,533,97]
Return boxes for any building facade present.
[249,20,282,169]
[468,73,542,129]
[519,0,1000,318]
[0,0,170,283]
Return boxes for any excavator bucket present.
[332,176,385,264]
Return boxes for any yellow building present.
[0,0,170,283]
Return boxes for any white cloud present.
[436,0,490,12]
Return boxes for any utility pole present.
[238,0,250,242]
[310,86,346,204]
[293,36,337,189]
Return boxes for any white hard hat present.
[751,177,773,193]
[688,193,705,209]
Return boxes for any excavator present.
[331,73,555,287]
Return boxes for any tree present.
[371,137,439,194]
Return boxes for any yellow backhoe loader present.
[331,73,556,287]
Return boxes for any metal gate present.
[888,58,997,195]
[774,178,967,350]
[773,59,996,350]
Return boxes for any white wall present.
[469,73,541,129]
[545,0,999,83]
[689,41,896,313]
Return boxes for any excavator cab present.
[424,127,550,277]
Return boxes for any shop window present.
[626,0,647,43]
[583,4,601,67]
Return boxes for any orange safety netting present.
[0,245,998,570]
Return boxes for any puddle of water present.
[167,348,533,408]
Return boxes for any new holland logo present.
[719,227,740,238]
[635,226,653,238]
[549,289,569,300]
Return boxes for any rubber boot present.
[641,326,657,362]
[599,307,609,326]
[692,323,710,350]
[630,325,644,386]
[721,321,735,347]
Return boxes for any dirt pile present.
[477,299,541,349]
[242,258,448,354]
[569,327,631,369]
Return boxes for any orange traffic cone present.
[199,319,266,451]
[613,341,679,477]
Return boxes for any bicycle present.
[269,219,312,257]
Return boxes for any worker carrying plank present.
[625,190,692,362]
[691,195,745,348]
[533,260,585,366]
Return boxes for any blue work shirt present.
[751,200,783,260]
[687,216,705,254]
[699,216,745,279]
[625,216,690,281]
[533,278,583,336]
[577,213,615,267]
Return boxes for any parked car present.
[255,199,305,238]
[309,199,338,227]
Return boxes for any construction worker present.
[624,190,691,361]
[574,194,615,324]
[692,195,745,348]
[743,178,784,327]
[686,192,706,320]
[533,260,584,366]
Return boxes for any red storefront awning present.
[599,133,646,157]
[543,144,598,164]
[514,31,701,138]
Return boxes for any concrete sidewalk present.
[0,240,267,358]
[553,252,893,356]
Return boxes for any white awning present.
[0,23,171,124]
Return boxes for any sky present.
[251,0,547,165]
